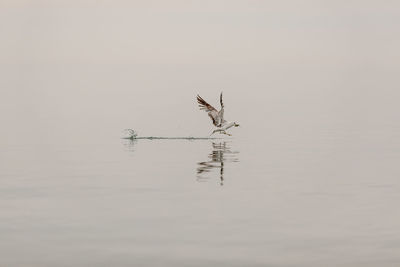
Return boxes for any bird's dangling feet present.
[223,131,232,136]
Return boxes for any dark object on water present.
[121,129,221,140]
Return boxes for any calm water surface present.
[1,124,400,267]
[1,1,400,266]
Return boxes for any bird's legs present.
[210,129,231,136]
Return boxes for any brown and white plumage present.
[196,92,240,136]
[197,92,225,127]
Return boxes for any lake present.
[1,1,400,266]
[1,118,400,266]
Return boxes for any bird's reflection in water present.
[197,142,239,186]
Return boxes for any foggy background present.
[1,0,399,143]
[1,1,400,266]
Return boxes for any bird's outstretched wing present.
[197,94,223,127]
[219,92,225,123]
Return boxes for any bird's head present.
[234,122,240,127]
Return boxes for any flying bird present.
[197,92,240,136]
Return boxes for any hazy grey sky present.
[1,0,399,143]
[1,3,400,265]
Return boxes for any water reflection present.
[197,142,239,185]
[121,139,137,152]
